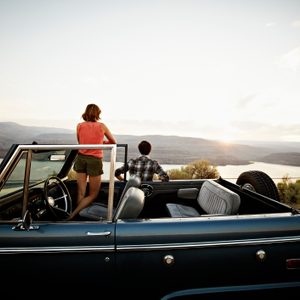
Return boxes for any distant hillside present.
[259,152,300,166]
[235,140,300,153]
[115,134,267,165]
[0,122,76,157]
[1,122,300,166]
[0,122,75,144]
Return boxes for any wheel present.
[236,170,280,201]
[43,176,72,219]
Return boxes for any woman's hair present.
[82,104,101,122]
[138,140,152,155]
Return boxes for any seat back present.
[198,180,240,215]
[79,175,141,221]
[119,175,141,201]
[113,187,145,220]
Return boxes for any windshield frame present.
[0,144,117,221]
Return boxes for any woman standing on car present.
[68,103,117,220]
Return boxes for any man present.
[115,140,169,182]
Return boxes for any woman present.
[68,103,117,220]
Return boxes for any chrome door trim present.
[117,235,300,252]
[0,245,115,254]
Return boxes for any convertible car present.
[0,143,300,299]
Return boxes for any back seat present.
[166,180,241,218]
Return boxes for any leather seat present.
[79,175,141,220]
[113,186,145,220]
[166,180,241,218]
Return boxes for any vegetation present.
[277,175,300,208]
[167,159,219,180]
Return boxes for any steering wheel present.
[43,176,72,220]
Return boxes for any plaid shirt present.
[115,155,169,182]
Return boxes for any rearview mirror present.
[49,154,66,161]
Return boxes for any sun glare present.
[218,135,234,145]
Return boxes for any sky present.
[1,0,300,142]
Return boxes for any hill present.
[0,122,300,166]
[0,122,76,157]
[259,152,300,166]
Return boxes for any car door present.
[115,214,300,298]
[0,219,116,285]
[0,144,118,289]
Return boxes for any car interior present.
[0,142,297,223]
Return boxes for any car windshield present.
[0,150,69,197]
[0,144,118,222]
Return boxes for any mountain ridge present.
[1,122,300,166]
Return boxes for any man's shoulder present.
[150,159,159,164]
[128,158,137,164]
[146,156,158,163]
[142,156,158,164]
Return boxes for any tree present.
[168,159,219,180]
[277,175,300,206]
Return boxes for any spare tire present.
[236,170,280,201]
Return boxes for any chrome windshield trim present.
[0,245,114,254]
[117,235,300,252]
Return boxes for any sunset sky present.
[1,0,300,142]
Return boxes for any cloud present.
[266,22,276,27]
[108,117,300,143]
[278,46,300,71]
[230,121,300,142]
[236,93,257,109]
[291,20,300,27]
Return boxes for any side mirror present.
[49,154,66,161]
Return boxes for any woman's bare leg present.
[68,175,101,220]
[76,172,87,204]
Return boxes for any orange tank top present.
[77,122,104,158]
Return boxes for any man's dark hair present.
[138,140,151,155]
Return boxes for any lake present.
[161,162,300,184]
[1,158,299,184]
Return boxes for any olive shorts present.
[73,154,103,176]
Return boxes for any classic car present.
[0,143,300,299]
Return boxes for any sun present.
[218,134,234,145]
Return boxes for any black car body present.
[0,143,300,299]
